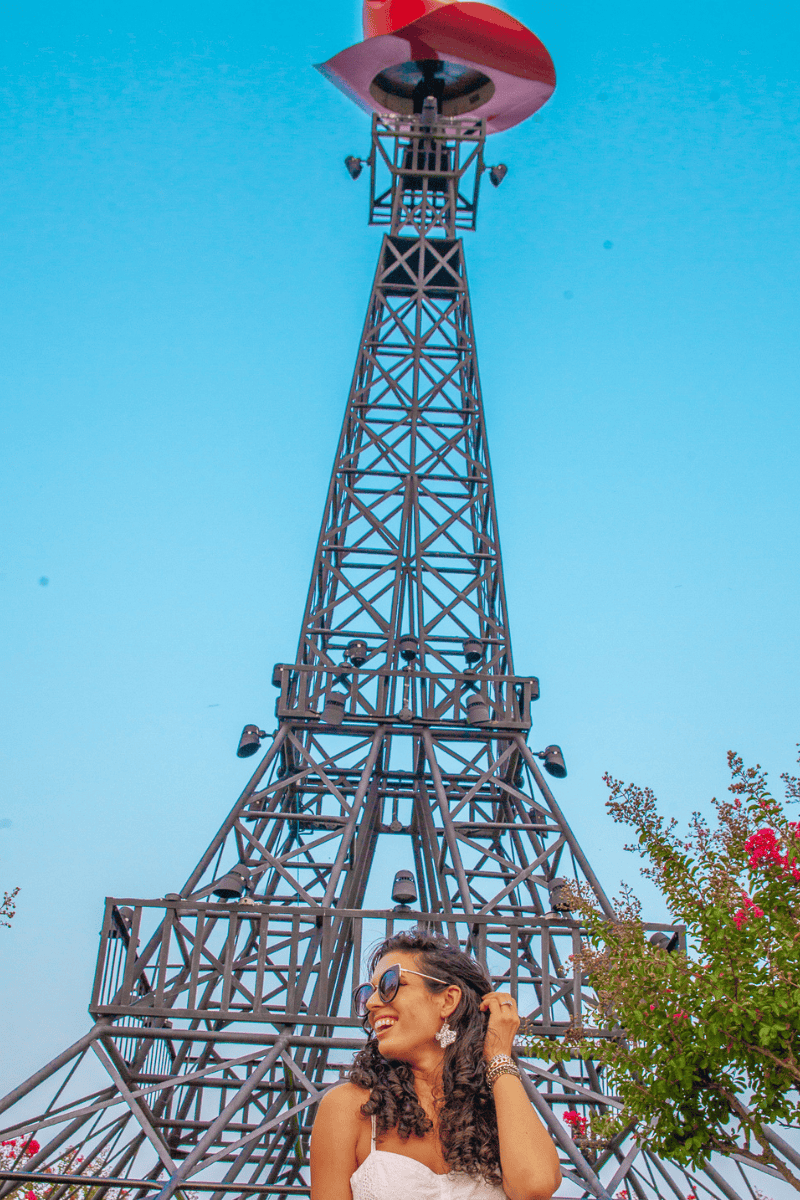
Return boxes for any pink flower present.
[745,827,800,878]
[733,893,765,927]
[26,1191,36,1199]
[649,1003,656,1011]
[23,1140,40,1157]
[564,1110,588,1135]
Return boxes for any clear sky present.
[1,0,798,1093]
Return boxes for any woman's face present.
[364,950,461,1062]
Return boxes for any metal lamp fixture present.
[346,638,368,666]
[536,744,567,778]
[462,637,483,663]
[546,877,572,914]
[489,163,508,186]
[212,864,251,901]
[237,725,267,758]
[110,906,134,938]
[465,693,492,725]
[649,930,680,953]
[323,691,348,725]
[344,155,364,179]
[397,634,418,661]
[391,869,418,907]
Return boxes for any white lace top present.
[350,1116,508,1200]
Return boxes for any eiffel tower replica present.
[0,9,756,1200]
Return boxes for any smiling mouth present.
[373,1018,397,1036]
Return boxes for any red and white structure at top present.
[318,0,555,133]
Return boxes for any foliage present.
[1,887,19,928]
[0,1138,196,1200]
[521,748,800,1191]
[0,1138,132,1200]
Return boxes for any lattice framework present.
[0,113,759,1200]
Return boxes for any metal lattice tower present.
[0,112,751,1200]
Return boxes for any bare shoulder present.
[310,1084,372,1200]
[316,1081,370,1123]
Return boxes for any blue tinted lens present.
[354,965,402,1019]
[353,984,373,1017]
[378,965,401,1003]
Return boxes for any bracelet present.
[485,1055,521,1087]
[486,1054,515,1070]
[487,1064,521,1087]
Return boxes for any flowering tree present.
[0,1138,195,1200]
[524,748,800,1191]
[1,886,19,928]
[0,1139,129,1200]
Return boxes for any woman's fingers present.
[481,992,520,1060]
[481,990,517,1012]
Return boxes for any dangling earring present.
[435,1020,457,1048]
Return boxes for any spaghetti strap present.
[370,1114,376,1152]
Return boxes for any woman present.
[310,929,561,1200]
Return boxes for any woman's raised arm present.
[481,992,562,1200]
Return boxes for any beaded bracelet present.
[487,1063,521,1087]
[485,1054,521,1087]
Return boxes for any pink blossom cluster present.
[563,1110,588,1135]
[733,893,765,929]
[1,1140,41,1157]
[745,826,800,881]
[0,1141,116,1200]
[0,1139,41,1200]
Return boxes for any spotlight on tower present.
[110,906,134,938]
[649,930,680,953]
[462,638,483,664]
[212,863,251,901]
[323,691,348,725]
[546,877,572,915]
[237,725,267,758]
[391,869,418,908]
[535,744,567,778]
[398,634,419,662]
[489,163,508,187]
[346,638,368,666]
[466,694,492,725]
[344,155,364,180]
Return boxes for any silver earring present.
[435,1021,457,1048]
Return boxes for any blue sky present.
[1,0,799,1089]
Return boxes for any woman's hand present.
[480,990,520,1062]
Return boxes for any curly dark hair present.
[348,929,507,1185]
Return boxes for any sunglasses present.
[353,963,449,1020]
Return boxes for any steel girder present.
[0,113,759,1200]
